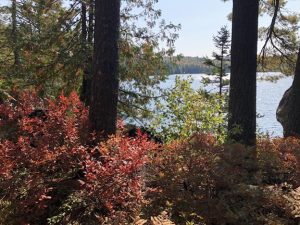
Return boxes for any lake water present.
[161,73,293,137]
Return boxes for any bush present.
[258,138,300,186]
[0,91,157,224]
[145,133,221,224]
[1,90,300,225]
[149,76,226,143]
[145,134,300,225]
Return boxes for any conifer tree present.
[205,26,230,97]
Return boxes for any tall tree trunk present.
[81,0,87,45]
[12,0,20,67]
[228,0,259,145]
[89,0,121,136]
[277,48,300,137]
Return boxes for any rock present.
[276,86,300,137]
[125,124,163,144]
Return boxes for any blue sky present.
[156,0,232,56]
[1,0,300,57]
[156,0,300,57]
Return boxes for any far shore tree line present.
[167,55,296,75]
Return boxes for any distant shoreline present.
[168,72,289,82]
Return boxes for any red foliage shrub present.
[83,130,155,221]
[2,90,300,225]
[0,91,156,224]
[145,133,221,224]
[145,134,300,224]
[258,137,300,186]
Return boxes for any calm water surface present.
[161,73,293,137]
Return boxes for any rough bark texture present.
[81,0,87,45]
[89,0,121,136]
[228,0,259,145]
[277,48,300,137]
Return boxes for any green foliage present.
[149,76,226,142]
[224,0,300,74]
[0,0,83,95]
[204,25,230,95]
[213,26,230,54]
[118,0,181,119]
[0,0,181,121]
[259,0,300,74]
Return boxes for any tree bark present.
[228,0,259,145]
[81,0,87,45]
[277,48,300,137]
[89,0,121,136]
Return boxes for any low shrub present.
[145,134,300,225]
[145,134,220,224]
[1,90,300,225]
[258,138,300,186]
[149,76,226,143]
[0,91,157,224]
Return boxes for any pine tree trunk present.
[228,0,259,145]
[81,1,87,45]
[89,0,121,136]
[277,48,300,137]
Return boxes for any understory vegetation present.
[1,0,300,224]
[0,92,300,225]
